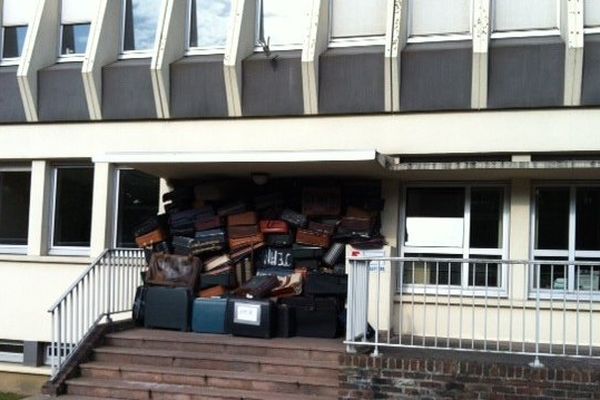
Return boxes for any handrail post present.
[346,260,356,353]
[106,251,113,323]
[530,262,544,368]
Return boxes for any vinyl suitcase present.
[282,296,340,338]
[276,304,296,338]
[192,298,230,334]
[304,273,348,296]
[144,287,192,332]
[229,299,276,338]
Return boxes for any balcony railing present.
[47,248,146,377]
[346,257,600,366]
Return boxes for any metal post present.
[530,263,544,368]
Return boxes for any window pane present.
[535,187,569,250]
[0,171,31,245]
[331,0,387,39]
[258,0,311,47]
[116,170,159,248]
[409,0,471,37]
[53,168,94,247]
[189,0,231,49]
[61,23,90,55]
[576,187,600,251]
[470,188,504,249]
[405,187,464,247]
[493,0,559,32]
[585,0,600,27]
[402,254,462,285]
[2,0,37,26]
[2,26,28,58]
[534,257,568,290]
[576,260,600,292]
[123,0,162,52]
[468,256,501,287]
[62,0,98,24]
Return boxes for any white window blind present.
[492,0,559,33]
[409,0,471,38]
[258,0,311,47]
[331,0,387,39]
[61,0,98,24]
[585,0,600,28]
[2,0,37,26]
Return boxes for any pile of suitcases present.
[132,180,385,339]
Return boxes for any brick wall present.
[339,352,600,399]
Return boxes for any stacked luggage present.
[133,179,385,338]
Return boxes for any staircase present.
[61,328,343,400]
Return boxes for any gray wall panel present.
[0,66,26,123]
[488,37,565,109]
[581,34,600,106]
[319,46,385,114]
[38,62,89,122]
[170,55,228,118]
[242,51,303,116]
[102,59,156,120]
[400,41,472,111]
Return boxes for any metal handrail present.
[47,248,146,377]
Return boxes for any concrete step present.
[80,362,338,397]
[93,346,340,378]
[66,377,336,400]
[105,329,343,363]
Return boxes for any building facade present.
[0,0,600,382]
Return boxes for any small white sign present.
[234,303,261,326]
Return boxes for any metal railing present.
[47,248,146,377]
[346,257,600,366]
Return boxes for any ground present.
[0,393,24,400]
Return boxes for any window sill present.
[118,52,153,60]
[0,254,91,265]
[0,58,20,67]
[0,362,51,376]
[328,37,386,48]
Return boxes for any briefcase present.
[304,273,348,296]
[192,298,230,334]
[234,257,254,284]
[227,211,258,227]
[280,209,307,228]
[144,287,192,332]
[266,232,294,247]
[339,217,374,232]
[276,304,296,338]
[146,254,201,291]
[195,228,227,244]
[172,236,195,256]
[132,286,147,326]
[229,299,276,339]
[229,242,265,262]
[228,224,259,239]
[259,220,289,234]
[281,296,340,338]
[204,254,230,272]
[135,228,167,248]
[217,201,247,217]
[256,247,294,270]
[229,232,264,251]
[308,221,336,236]
[200,266,237,289]
[191,240,225,255]
[292,244,324,259]
[323,242,345,266]
[296,229,331,248]
[134,215,167,237]
[302,187,341,217]
[237,275,279,299]
[270,273,303,298]
[198,285,228,298]
[195,216,223,231]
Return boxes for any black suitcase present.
[132,286,147,326]
[200,267,237,289]
[229,299,276,338]
[144,287,192,331]
[304,273,348,296]
[282,296,340,338]
[276,304,296,338]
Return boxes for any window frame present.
[584,0,600,34]
[0,25,28,66]
[111,167,160,249]
[398,182,511,297]
[119,0,161,59]
[530,182,600,300]
[406,0,474,44]
[57,23,92,63]
[0,165,31,255]
[254,0,310,52]
[48,165,94,257]
[490,0,561,39]
[185,0,230,56]
[327,0,387,48]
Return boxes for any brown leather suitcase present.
[229,232,265,251]
[259,220,289,234]
[198,285,228,298]
[302,187,341,217]
[346,206,375,219]
[230,242,265,261]
[195,216,223,231]
[227,211,258,227]
[146,254,201,290]
[340,217,373,231]
[135,228,167,248]
[307,221,336,236]
[296,229,331,248]
[228,224,259,239]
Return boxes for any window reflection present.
[123,0,162,52]
[331,0,387,39]
[61,23,90,55]
[189,0,231,49]
[2,26,28,58]
[0,171,31,245]
[258,0,311,47]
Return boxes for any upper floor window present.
[1,0,37,62]
[408,0,472,43]
[256,0,311,51]
[400,184,509,293]
[122,0,162,56]
[532,185,600,295]
[60,0,96,58]
[492,0,560,38]
[330,0,387,46]
[0,169,31,254]
[188,0,232,54]
[585,0,600,32]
